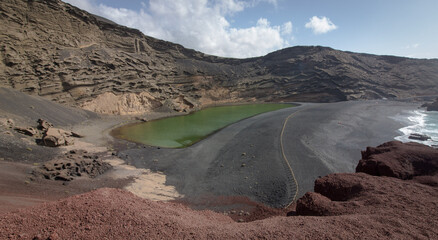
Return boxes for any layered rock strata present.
[1,0,438,115]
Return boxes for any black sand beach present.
[117,100,418,208]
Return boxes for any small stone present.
[33,234,43,240]
[241,152,246,156]
[238,219,244,222]
[241,163,246,167]
[48,232,59,240]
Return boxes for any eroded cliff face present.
[1,0,438,115]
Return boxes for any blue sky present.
[63,0,438,59]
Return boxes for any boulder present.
[37,118,53,131]
[14,126,38,136]
[356,141,438,179]
[41,127,74,147]
[295,192,334,216]
[314,174,364,201]
[408,133,431,141]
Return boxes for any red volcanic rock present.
[314,174,364,201]
[295,192,336,216]
[356,141,438,180]
[1,141,438,239]
[297,141,438,220]
[0,185,436,239]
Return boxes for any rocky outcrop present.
[37,118,53,131]
[408,133,431,141]
[423,98,438,111]
[1,0,438,115]
[356,141,438,180]
[41,127,75,147]
[32,150,112,181]
[296,141,438,217]
[14,126,38,136]
[12,118,83,147]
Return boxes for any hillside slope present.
[1,0,438,114]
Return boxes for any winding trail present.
[279,109,301,207]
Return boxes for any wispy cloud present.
[305,16,337,35]
[63,0,293,58]
[404,43,420,49]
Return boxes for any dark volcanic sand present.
[118,100,418,208]
[0,88,132,212]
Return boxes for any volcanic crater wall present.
[1,0,438,114]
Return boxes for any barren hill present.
[1,0,438,114]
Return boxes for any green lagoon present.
[113,103,295,148]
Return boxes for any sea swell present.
[394,110,438,147]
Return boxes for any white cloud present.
[281,21,293,35]
[405,43,420,49]
[62,0,292,58]
[305,16,337,35]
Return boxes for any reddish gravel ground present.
[1,141,437,239]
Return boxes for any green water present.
[113,103,295,148]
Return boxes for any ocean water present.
[394,110,438,147]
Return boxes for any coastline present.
[393,109,438,147]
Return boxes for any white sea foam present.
[394,110,438,147]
